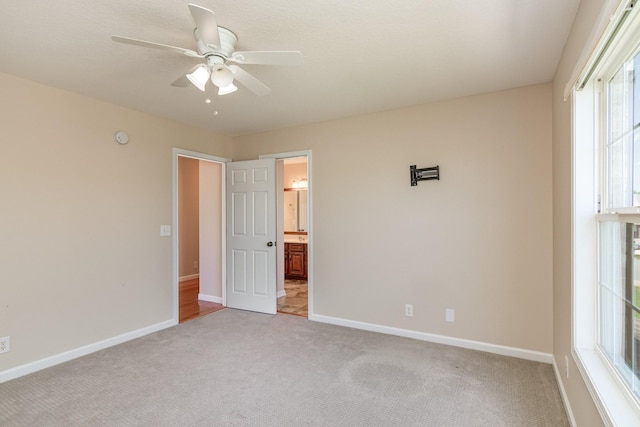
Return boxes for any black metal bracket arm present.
[410,165,439,186]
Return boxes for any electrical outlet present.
[0,336,10,354]
[446,309,455,322]
[193,261,199,270]
[405,304,414,317]
[160,225,171,236]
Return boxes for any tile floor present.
[277,280,308,317]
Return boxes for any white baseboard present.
[552,357,577,427]
[277,289,286,298]
[0,319,175,383]
[179,274,199,282]
[198,293,222,304]
[308,313,554,364]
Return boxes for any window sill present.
[574,347,640,426]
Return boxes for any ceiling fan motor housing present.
[195,26,237,59]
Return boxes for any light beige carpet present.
[0,309,569,426]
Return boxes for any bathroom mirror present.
[284,189,308,232]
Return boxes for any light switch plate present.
[445,309,455,322]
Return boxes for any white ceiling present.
[0,1,580,136]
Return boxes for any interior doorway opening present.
[174,150,228,323]
[271,154,312,318]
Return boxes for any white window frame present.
[572,1,640,424]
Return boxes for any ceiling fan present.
[112,3,302,96]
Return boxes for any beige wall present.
[234,83,553,353]
[178,156,199,278]
[199,160,223,298]
[552,0,607,425]
[0,72,232,372]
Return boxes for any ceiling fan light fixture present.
[112,4,303,98]
[218,83,238,96]
[186,65,210,91]
[211,66,234,88]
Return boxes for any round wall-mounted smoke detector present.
[114,131,129,145]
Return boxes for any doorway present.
[174,149,228,323]
[259,150,313,318]
[277,157,309,317]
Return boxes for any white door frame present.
[172,148,230,324]
[259,150,313,317]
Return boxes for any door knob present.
[267,241,274,247]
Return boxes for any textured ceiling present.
[0,1,580,136]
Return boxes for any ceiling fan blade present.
[229,51,303,66]
[188,3,221,50]
[112,35,203,58]
[229,65,271,96]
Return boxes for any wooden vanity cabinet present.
[285,242,307,280]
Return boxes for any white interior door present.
[226,159,277,314]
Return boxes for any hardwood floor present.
[179,278,224,323]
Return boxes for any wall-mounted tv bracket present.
[410,165,439,186]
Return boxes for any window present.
[573,1,640,423]
[599,221,640,397]
[599,42,640,403]
[605,49,640,209]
